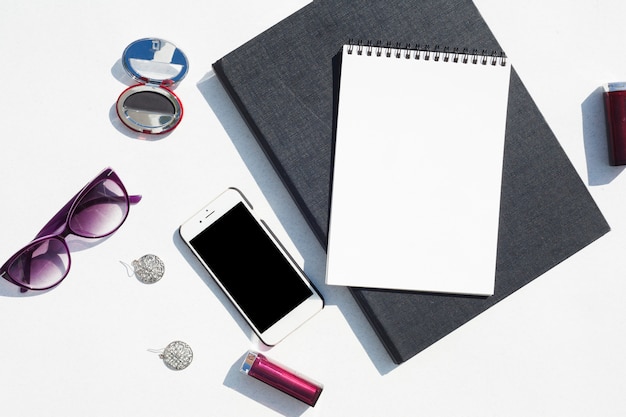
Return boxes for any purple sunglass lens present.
[7,238,70,290]
[69,178,129,238]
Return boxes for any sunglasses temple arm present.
[130,195,142,205]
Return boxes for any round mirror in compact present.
[116,38,189,135]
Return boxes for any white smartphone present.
[179,188,324,346]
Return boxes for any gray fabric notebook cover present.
[213,0,610,363]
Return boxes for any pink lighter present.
[240,350,323,407]
[604,82,626,165]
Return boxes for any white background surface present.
[0,1,625,416]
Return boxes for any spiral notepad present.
[325,42,511,296]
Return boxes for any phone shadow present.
[195,70,397,376]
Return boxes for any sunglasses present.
[0,168,141,291]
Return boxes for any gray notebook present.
[213,0,610,363]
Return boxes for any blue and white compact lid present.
[122,38,189,87]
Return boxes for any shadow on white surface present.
[196,70,397,376]
[581,86,625,185]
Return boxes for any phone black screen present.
[189,202,313,333]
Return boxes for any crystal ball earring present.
[150,341,193,370]
[131,254,165,284]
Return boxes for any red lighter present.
[604,82,626,165]
[240,351,323,407]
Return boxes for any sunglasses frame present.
[0,167,141,291]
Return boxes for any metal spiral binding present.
[346,39,507,66]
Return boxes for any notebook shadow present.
[196,70,397,375]
[581,86,625,184]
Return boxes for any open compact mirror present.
[116,38,189,135]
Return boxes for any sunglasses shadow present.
[0,278,45,297]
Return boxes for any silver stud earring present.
[150,341,193,370]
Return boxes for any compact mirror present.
[116,38,189,135]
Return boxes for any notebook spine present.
[346,40,507,67]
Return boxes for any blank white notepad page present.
[326,44,511,295]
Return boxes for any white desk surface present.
[0,1,624,416]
